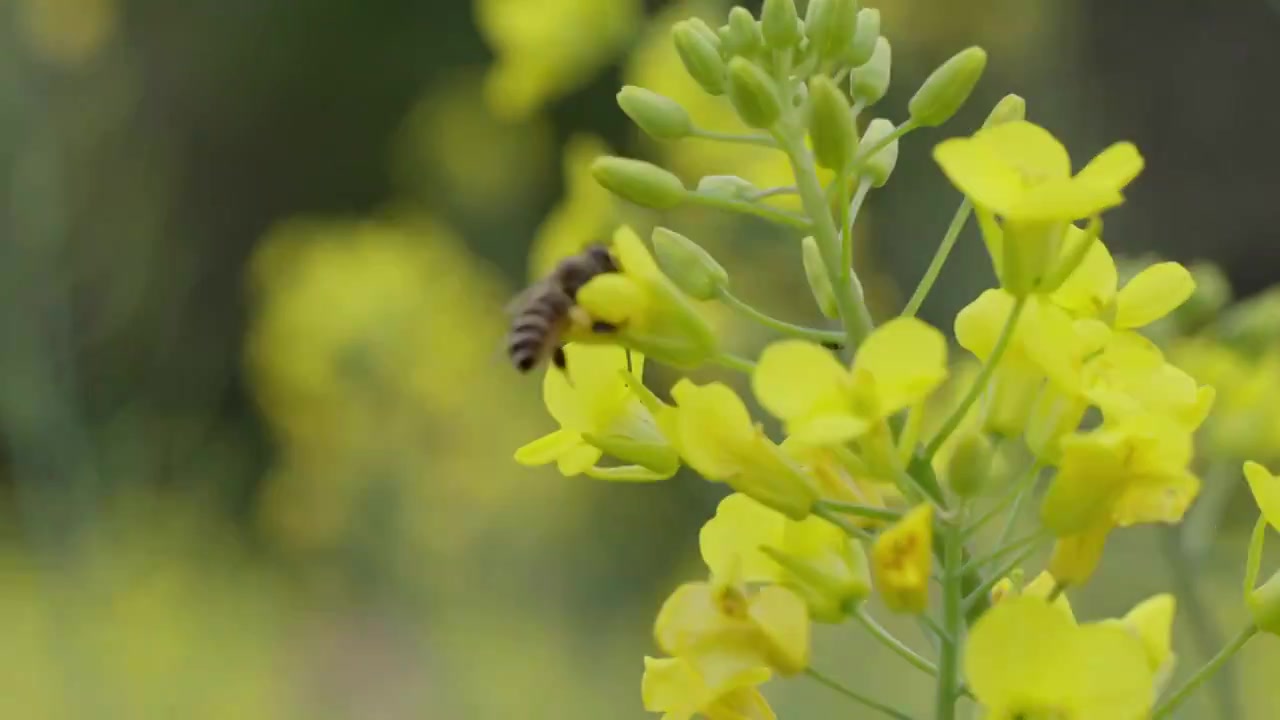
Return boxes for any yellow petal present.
[954,289,1016,360]
[788,414,871,446]
[1120,593,1176,673]
[1051,228,1117,316]
[1244,461,1280,531]
[1041,431,1126,535]
[972,120,1072,180]
[1112,469,1199,527]
[514,429,586,466]
[543,343,634,430]
[747,585,810,675]
[1114,262,1196,329]
[1074,141,1144,191]
[641,656,705,719]
[1006,177,1123,221]
[932,138,1024,214]
[611,224,660,277]
[576,273,647,326]
[753,341,852,424]
[1048,521,1111,586]
[672,380,757,479]
[555,442,603,476]
[700,494,788,583]
[852,317,949,416]
[653,582,726,657]
[1022,570,1076,623]
[872,503,933,613]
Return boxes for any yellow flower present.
[934,121,1143,223]
[576,227,719,369]
[476,0,643,119]
[1244,461,1280,530]
[670,380,816,520]
[1051,228,1196,330]
[641,656,775,720]
[528,135,616,280]
[781,440,902,526]
[990,570,1075,623]
[654,576,810,678]
[1174,340,1280,461]
[752,318,949,447]
[1243,461,1280,635]
[1098,594,1178,695]
[966,596,1154,720]
[871,504,933,613]
[515,344,679,481]
[699,493,871,622]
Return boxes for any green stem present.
[813,504,875,542]
[962,542,1043,614]
[959,530,1050,575]
[935,513,965,720]
[902,198,973,318]
[684,193,813,230]
[749,185,799,201]
[688,128,781,148]
[851,119,919,174]
[777,130,875,352]
[923,295,1028,462]
[813,499,902,524]
[805,667,917,720]
[1151,625,1257,720]
[842,178,874,289]
[712,352,757,374]
[855,607,938,677]
[717,288,845,345]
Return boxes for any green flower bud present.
[842,8,879,67]
[817,0,861,61]
[727,56,783,129]
[808,75,857,171]
[804,0,836,52]
[673,20,727,95]
[722,6,764,58]
[617,86,693,140]
[761,540,872,623]
[946,431,994,498]
[686,17,722,48]
[802,236,839,318]
[908,46,987,128]
[850,37,891,106]
[762,0,802,51]
[695,174,758,200]
[652,227,728,301]
[983,93,1027,128]
[858,118,899,187]
[591,156,687,209]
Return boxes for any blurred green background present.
[2,0,1280,717]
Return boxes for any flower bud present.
[722,7,765,58]
[652,227,728,301]
[761,538,871,623]
[908,46,987,128]
[1048,527,1107,587]
[872,503,933,614]
[983,93,1026,128]
[850,37,891,106]
[807,76,857,171]
[673,20,727,95]
[696,174,758,200]
[842,8,879,67]
[802,236,839,318]
[857,118,899,187]
[809,0,859,61]
[727,56,783,129]
[617,86,693,140]
[591,156,687,209]
[762,0,803,51]
[946,431,993,498]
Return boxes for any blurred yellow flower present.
[641,656,775,720]
[871,503,933,613]
[476,0,643,119]
[752,318,949,446]
[528,135,617,280]
[1098,594,1178,694]
[515,344,679,481]
[990,570,1075,623]
[1245,461,1280,530]
[18,0,118,67]
[966,596,1154,720]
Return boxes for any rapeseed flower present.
[515,344,679,481]
[576,228,720,369]
[1051,227,1195,331]
[870,503,933,613]
[641,656,775,720]
[1243,461,1280,635]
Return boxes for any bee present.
[506,244,619,373]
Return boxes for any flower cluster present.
[493,0,1278,717]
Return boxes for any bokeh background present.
[3,0,1280,717]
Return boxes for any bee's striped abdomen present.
[507,290,571,373]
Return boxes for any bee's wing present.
[503,279,548,318]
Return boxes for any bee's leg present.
[625,349,634,373]
[552,346,568,371]
[592,321,619,334]
[821,340,845,351]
